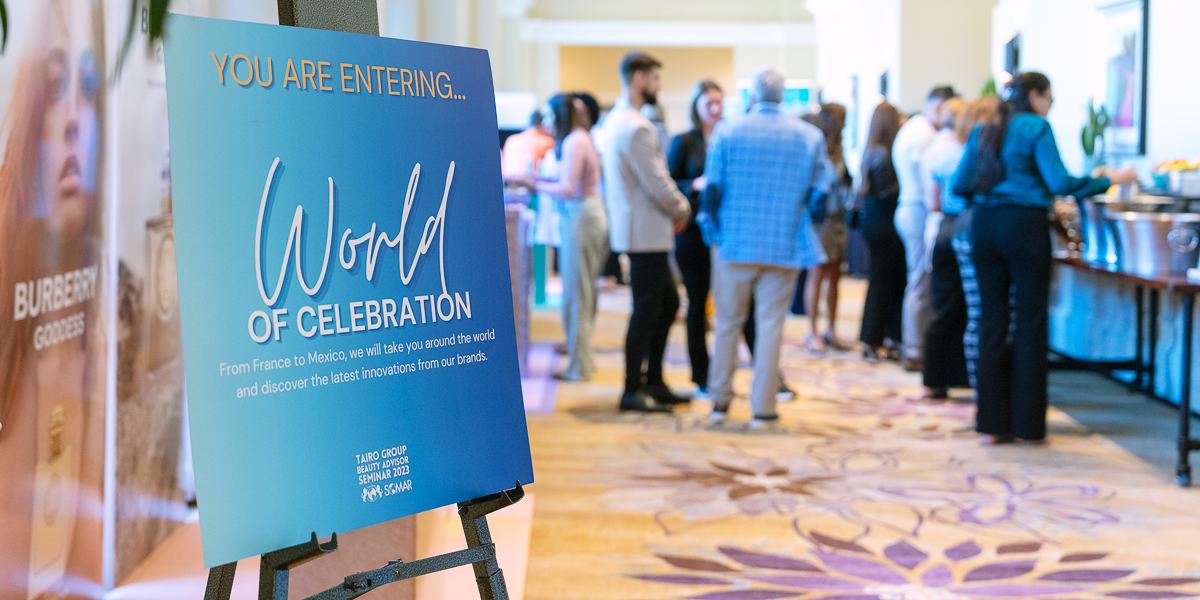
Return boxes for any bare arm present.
[534,131,589,199]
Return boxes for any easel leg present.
[456,483,523,600]
[258,533,337,600]
[460,510,509,600]
[204,562,237,600]
[259,557,289,600]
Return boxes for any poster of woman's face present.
[1090,0,1147,156]
[0,0,107,598]
[40,0,101,243]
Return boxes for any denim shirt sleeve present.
[1032,121,1111,198]
[951,126,980,201]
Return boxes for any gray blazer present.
[599,103,689,253]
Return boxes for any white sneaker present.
[709,408,728,423]
[748,416,782,431]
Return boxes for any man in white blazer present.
[599,50,691,413]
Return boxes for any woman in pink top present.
[516,93,608,381]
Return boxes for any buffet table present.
[1052,256,1200,485]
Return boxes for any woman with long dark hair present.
[952,72,1136,444]
[805,103,853,351]
[858,102,906,359]
[516,93,608,381]
[668,79,725,395]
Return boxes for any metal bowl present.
[1090,194,1184,213]
[1107,211,1200,276]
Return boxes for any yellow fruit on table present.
[1154,159,1200,173]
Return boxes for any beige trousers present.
[708,248,800,418]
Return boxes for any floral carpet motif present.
[629,532,1200,599]
[593,439,1122,543]
[522,288,1200,600]
[597,442,911,535]
[878,473,1120,540]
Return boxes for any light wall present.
[992,0,1093,172]
[528,0,814,21]
[558,47,736,102]
[375,0,817,129]
[558,46,735,134]
[734,45,819,91]
[992,0,1200,172]
[898,0,994,111]
[810,0,994,174]
[1146,1,1200,164]
[808,0,900,176]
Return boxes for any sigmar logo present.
[361,485,382,502]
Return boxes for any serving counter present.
[1050,255,1200,485]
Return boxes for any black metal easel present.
[202,482,524,600]
[198,3,525,597]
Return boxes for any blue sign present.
[163,15,533,567]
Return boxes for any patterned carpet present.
[520,284,1200,600]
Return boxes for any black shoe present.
[776,382,797,402]
[642,383,692,405]
[619,391,674,413]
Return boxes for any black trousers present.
[625,252,680,394]
[972,204,1051,440]
[859,197,906,347]
[923,214,970,388]
[676,229,757,388]
[602,250,625,284]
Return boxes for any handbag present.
[844,191,866,228]
[809,191,829,225]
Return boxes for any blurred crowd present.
[502,50,1137,442]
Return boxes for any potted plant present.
[1082,99,1110,173]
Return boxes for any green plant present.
[1081,99,1110,158]
[115,0,171,76]
[980,77,998,97]
[2,0,9,53]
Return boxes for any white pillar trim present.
[502,0,535,18]
[520,19,817,47]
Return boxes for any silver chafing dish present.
[1108,211,1200,277]
[1080,194,1187,268]
[1093,193,1184,213]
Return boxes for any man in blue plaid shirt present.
[701,65,833,427]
